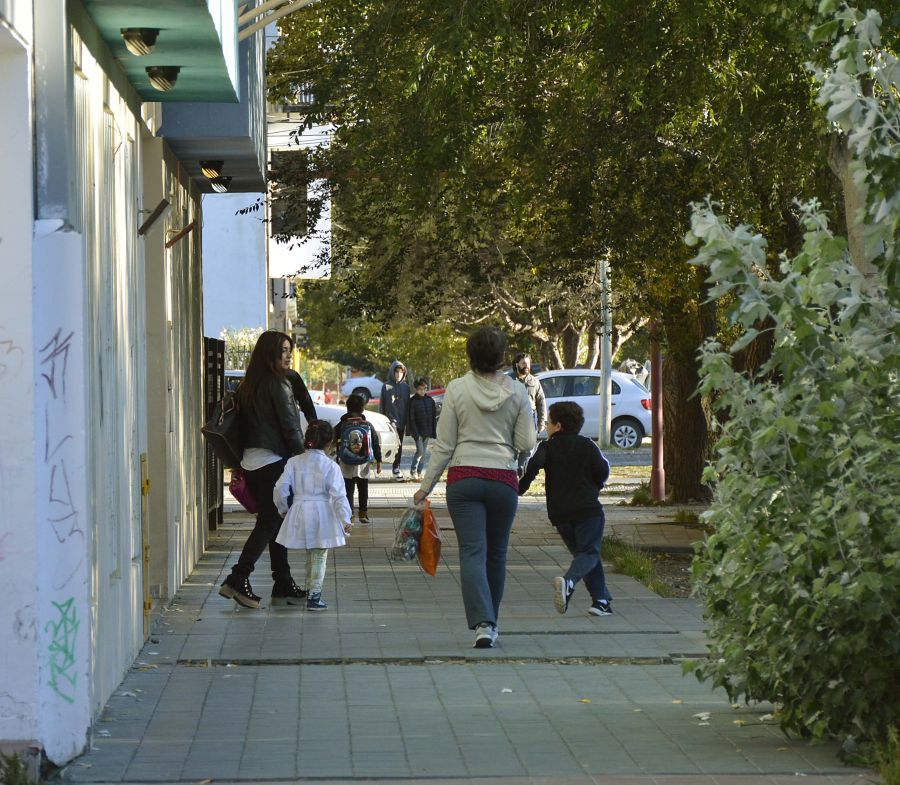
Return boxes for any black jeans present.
[231,459,291,582]
[344,477,369,513]
[392,424,405,471]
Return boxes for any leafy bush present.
[686,5,899,744]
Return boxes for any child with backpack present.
[274,420,353,612]
[334,394,382,524]
[518,401,614,617]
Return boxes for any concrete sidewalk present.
[56,481,866,785]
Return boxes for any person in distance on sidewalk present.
[518,401,614,617]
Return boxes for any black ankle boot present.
[271,578,307,607]
[218,574,261,609]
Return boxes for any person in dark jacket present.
[219,330,308,609]
[407,378,437,481]
[518,401,614,617]
[286,368,317,424]
[379,360,410,480]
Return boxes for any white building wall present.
[0,8,39,752]
[201,192,268,338]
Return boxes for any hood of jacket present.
[458,370,517,412]
[388,360,406,381]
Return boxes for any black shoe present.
[589,599,613,617]
[358,511,370,524]
[218,575,261,609]
[271,579,307,607]
[306,592,327,612]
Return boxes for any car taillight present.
[641,399,651,410]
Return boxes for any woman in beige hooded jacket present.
[414,327,536,648]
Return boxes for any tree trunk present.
[827,130,880,287]
[559,324,581,368]
[661,276,715,502]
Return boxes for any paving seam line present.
[174,655,688,666]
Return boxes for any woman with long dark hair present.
[413,327,536,648]
[219,330,307,608]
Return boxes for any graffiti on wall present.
[38,328,85,702]
[44,598,79,704]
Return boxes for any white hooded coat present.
[418,370,536,495]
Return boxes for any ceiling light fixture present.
[146,66,180,92]
[200,160,224,179]
[120,28,160,56]
[209,176,233,193]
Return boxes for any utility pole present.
[598,257,612,446]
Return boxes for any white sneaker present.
[473,623,498,649]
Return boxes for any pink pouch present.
[229,468,258,513]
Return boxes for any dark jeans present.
[392,423,405,471]
[231,459,291,583]
[344,477,369,512]
[555,512,612,603]
[446,477,519,629]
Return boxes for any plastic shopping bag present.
[417,500,442,576]
[391,506,422,561]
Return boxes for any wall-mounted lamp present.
[120,28,160,56]
[146,66,180,92]
[209,176,233,193]
[137,198,171,236]
[200,160,224,179]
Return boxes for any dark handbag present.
[201,389,243,468]
[228,468,257,513]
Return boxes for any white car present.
[340,375,383,403]
[536,369,652,448]
[302,404,400,464]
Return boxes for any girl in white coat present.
[274,420,352,611]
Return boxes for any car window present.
[539,376,568,398]
[571,375,601,396]
[612,380,621,395]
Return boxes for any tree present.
[689,5,899,743]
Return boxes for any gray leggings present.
[446,477,519,629]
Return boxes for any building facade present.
[0,0,265,766]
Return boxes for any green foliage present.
[628,482,654,506]
[687,5,899,745]
[0,753,38,785]
[220,327,264,371]
[603,535,673,598]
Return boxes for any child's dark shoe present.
[306,592,327,612]
[589,599,613,616]
[553,576,574,614]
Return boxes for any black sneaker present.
[306,592,327,612]
[218,575,261,609]
[358,511,370,524]
[589,599,613,617]
[271,579,307,607]
[553,576,574,614]
[473,623,498,648]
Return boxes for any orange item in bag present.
[417,500,442,576]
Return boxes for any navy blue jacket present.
[519,432,610,525]
[407,393,437,439]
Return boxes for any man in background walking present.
[379,361,411,480]
[511,352,546,474]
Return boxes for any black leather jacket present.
[240,376,305,457]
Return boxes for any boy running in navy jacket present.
[518,401,613,616]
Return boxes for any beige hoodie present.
[418,370,537,494]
